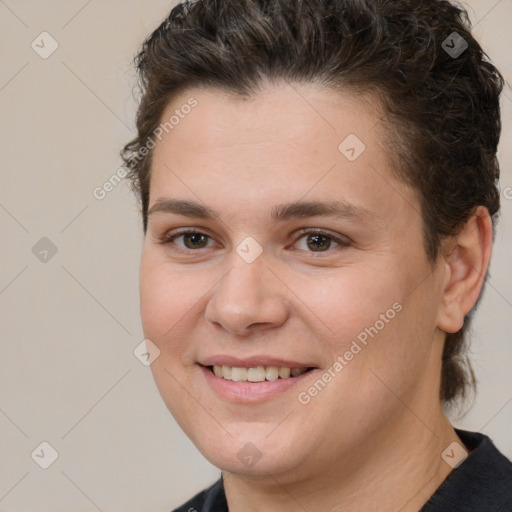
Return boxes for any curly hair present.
[121,0,504,408]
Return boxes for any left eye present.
[293,231,343,253]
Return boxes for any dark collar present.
[420,428,512,511]
[173,429,512,512]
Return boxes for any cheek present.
[333,274,441,408]
[296,263,407,348]
[139,250,203,353]
[139,253,204,423]
[294,262,428,396]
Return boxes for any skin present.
[139,81,493,512]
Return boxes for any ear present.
[436,206,494,333]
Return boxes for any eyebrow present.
[148,198,376,223]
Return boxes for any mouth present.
[198,360,318,403]
[208,364,314,382]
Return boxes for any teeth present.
[212,364,308,382]
[248,367,266,382]
[265,366,279,381]
[279,367,290,379]
[221,365,232,380]
[231,367,247,382]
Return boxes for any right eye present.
[159,229,217,252]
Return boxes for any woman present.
[121,1,512,510]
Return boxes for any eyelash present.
[158,228,351,255]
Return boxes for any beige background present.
[0,1,511,511]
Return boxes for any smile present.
[211,365,311,382]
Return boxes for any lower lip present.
[200,365,315,404]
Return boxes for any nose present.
[204,254,290,336]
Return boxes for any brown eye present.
[181,232,210,249]
[305,234,334,252]
[292,229,350,254]
[160,230,215,251]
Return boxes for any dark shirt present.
[171,429,512,512]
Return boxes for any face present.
[140,81,447,480]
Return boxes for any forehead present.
[154,81,384,161]
[148,81,418,227]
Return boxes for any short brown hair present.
[121,0,504,407]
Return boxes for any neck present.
[223,409,462,512]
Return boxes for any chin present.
[191,428,309,477]
[206,449,305,477]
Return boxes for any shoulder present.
[421,429,512,512]
[171,477,226,512]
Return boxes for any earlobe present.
[436,206,493,334]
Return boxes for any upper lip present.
[199,355,316,369]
